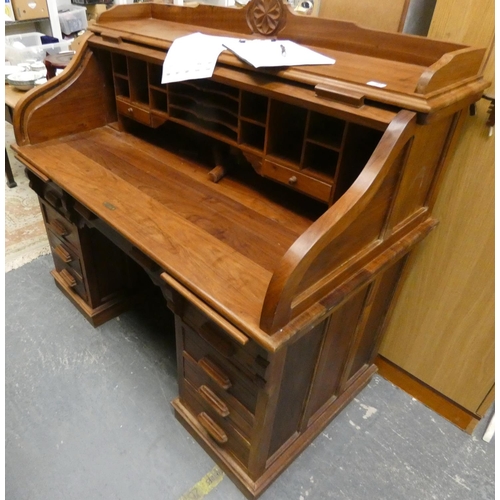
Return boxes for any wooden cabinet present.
[377,0,495,432]
[11,1,488,496]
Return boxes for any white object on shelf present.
[57,4,87,35]
[5,31,71,64]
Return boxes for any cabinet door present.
[317,0,409,32]
[379,0,494,415]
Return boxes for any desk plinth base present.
[51,269,141,327]
[172,364,376,499]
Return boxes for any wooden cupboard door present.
[379,0,494,413]
[317,0,409,32]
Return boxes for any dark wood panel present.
[267,321,324,458]
[304,287,369,425]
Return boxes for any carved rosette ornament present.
[246,0,287,36]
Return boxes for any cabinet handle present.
[54,244,72,263]
[59,269,76,288]
[160,272,248,346]
[198,385,229,417]
[197,412,228,444]
[51,219,68,237]
[198,357,231,390]
[288,176,297,185]
[127,107,134,114]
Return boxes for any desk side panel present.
[14,40,116,146]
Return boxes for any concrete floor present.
[6,255,495,500]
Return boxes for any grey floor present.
[6,255,495,500]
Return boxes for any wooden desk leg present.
[5,149,17,188]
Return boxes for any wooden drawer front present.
[262,159,332,202]
[46,230,83,277]
[181,377,251,467]
[180,303,270,382]
[53,266,88,302]
[41,202,81,254]
[181,322,260,414]
[116,98,151,126]
[183,352,255,438]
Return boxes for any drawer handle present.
[198,357,231,390]
[59,269,76,288]
[198,385,230,418]
[198,412,228,444]
[127,107,134,114]
[51,219,68,237]
[54,244,72,263]
[288,175,297,185]
[199,322,235,358]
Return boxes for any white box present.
[58,5,87,35]
[5,32,72,64]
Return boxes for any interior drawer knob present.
[197,412,228,444]
[288,176,297,185]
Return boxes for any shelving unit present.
[109,52,384,205]
[5,0,62,40]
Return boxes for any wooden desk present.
[10,1,488,497]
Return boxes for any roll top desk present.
[12,1,487,497]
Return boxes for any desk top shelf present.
[89,2,487,112]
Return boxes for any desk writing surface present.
[14,125,320,344]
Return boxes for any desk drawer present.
[183,352,255,438]
[116,98,151,126]
[41,201,81,255]
[180,303,270,381]
[46,230,83,277]
[181,377,251,467]
[180,322,260,414]
[262,159,332,202]
[53,266,88,302]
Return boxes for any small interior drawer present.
[116,97,151,126]
[262,159,332,202]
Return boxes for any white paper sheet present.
[162,33,335,84]
[222,39,335,68]
[162,32,233,84]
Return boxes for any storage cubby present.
[150,89,168,113]
[114,75,130,99]
[168,80,239,142]
[307,112,345,150]
[240,91,268,124]
[334,124,384,198]
[267,100,308,166]
[112,53,128,76]
[240,121,265,151]
[148,63,164,89]
[302,142,339,181]
[128,58,149,105]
